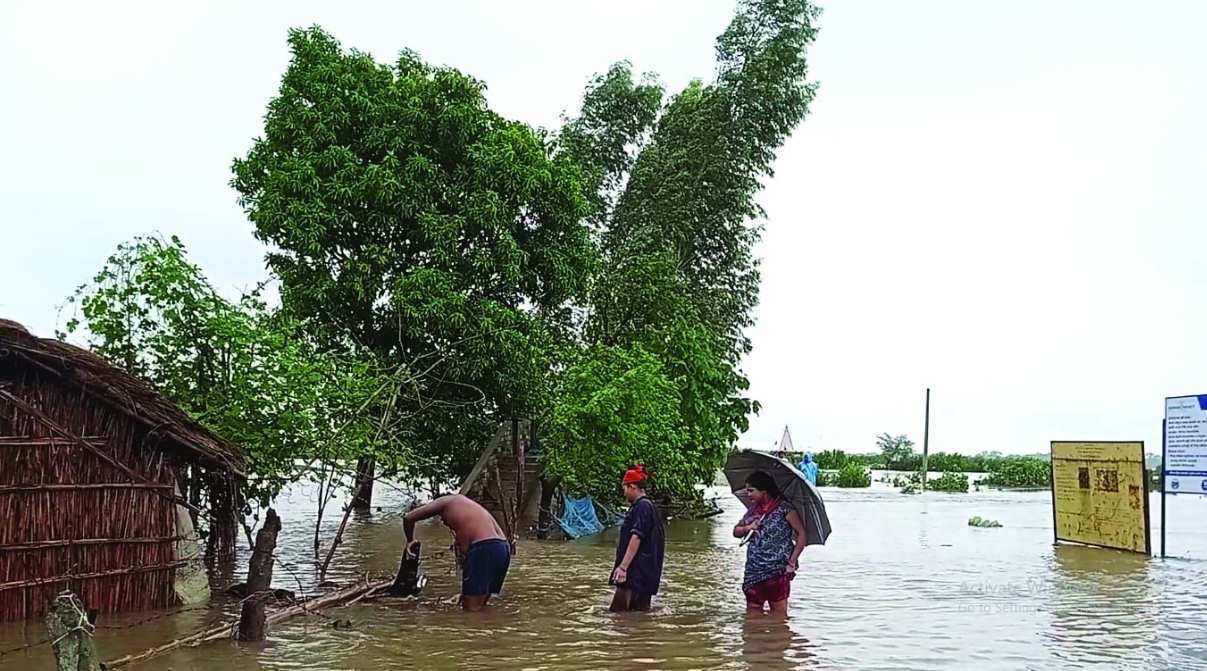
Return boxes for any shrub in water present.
[982,457,1050,489]
[896,470,969,493]
[836,462,872,488]
[931,471,970,493]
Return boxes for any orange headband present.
[623,463,647,485]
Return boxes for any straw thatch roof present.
[0,318,245,475]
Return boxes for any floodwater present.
[3,475,1207,671]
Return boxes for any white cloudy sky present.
[2,1,1204,457]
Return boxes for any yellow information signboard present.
[1050,441,1150,554]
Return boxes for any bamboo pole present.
[0,436,104,446]
[100,578,394,670]
[0,537,181,551]
[0,562,186,592]
[458,423,509,496]
[0,484,174,493]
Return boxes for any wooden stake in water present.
[238,508,281,642]
[922,388,931,492]
[45,591,98,671]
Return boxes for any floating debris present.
[968,516,1002,528]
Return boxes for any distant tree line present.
[786,433,1054,489]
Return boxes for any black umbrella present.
[723,450,832,546]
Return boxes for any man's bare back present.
[403,494,511,611]
[403,494,505,552]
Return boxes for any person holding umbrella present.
[733,470,808,614]
[609,464,665,612]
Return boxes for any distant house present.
[0,319,245,621]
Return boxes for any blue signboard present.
[1163,395,1207,495]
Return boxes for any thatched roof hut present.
[0,319,246,621]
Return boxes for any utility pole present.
[922,388,931,492]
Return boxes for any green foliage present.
[544,343,688,500]
[981,457,1051,489]
[543,0,823,498]
[814,469,833,487]
[897,471,970,494]
[58,235,401,510]
[931,471,970,493]
[812,449,853,470]
[968,516,1002,528]
[231,26,596,483]
[879,449,1040,474]
[835,462,871,488]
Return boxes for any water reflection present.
[5,486,1207,670]
[1046,544,1155,668]
[740,615,815,670]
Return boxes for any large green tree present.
[543,0,823,498]
[231,28,596,488]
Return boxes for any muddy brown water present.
[3,476,1207,670]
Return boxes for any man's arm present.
[403,497,449,543]
[618,534,642,570]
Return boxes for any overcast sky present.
[2,1,1204,456]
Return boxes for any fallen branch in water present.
[100,577,394,670]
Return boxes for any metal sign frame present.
[1049,440,1150,556]
[1160,394,1207,557]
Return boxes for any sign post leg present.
[1161,418,1166,559]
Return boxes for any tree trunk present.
[387,541,426,597]
[536,475,560,540]
[45,592,98,671]
[351,456,374,511]
[237,508,281,642]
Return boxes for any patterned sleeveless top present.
[742,499,795,589]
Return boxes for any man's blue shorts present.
[462,538,511,597]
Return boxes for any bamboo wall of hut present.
[0,319,245,621]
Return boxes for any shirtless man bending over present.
[403,494,511,611]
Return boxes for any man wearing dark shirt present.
[609,464,666,612]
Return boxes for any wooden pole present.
[921,388,931,492]
[45,591,98,671]
[318,502,355,583]
[1160,418,1167,558]
[103,578,392,670]
[512,418,524,537]
[237,508,281,641]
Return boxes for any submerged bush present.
[982,457,1050,489]
[814,469,833,487]
[897,470,969,494]
[836,462,872,488]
